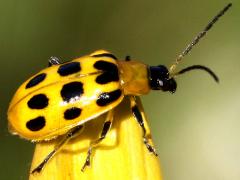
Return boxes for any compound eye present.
[157,79,164,87]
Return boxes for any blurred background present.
[0,0,239,179]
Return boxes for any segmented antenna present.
[176,65,219,82]
[169,3,232,75]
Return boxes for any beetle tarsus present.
[31,163,44,174]
[81,148,92,172]
[143,137,158,156]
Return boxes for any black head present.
[148,65,177,93]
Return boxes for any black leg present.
[125,55,131,61]
[130,96,158,156]
[48,56,61,67]
[31,125,84,174]
[81,110,114,172]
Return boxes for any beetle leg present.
[48,56,61,67]
[81,110,114,172]
[125,55,131,61]
[129,96,158,156]
[31,125,84,174]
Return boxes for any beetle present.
[7,3,231,174]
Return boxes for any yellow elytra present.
[7,3,231,174]
[8,50,125,141]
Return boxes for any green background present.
[0,0,239,179]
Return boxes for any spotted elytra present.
[7,3,231,174]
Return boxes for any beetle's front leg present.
[129,96,158,156]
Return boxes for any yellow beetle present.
[7,3,231,174]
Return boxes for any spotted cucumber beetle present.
[7,3,231,174]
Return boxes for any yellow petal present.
[29,98,163,180]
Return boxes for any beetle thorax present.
[117,60,151,96]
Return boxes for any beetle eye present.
[149,65,177,93]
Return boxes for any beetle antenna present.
[169,3,232,75]
[175,65,219,83]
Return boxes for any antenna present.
[176,65,219,82]
[169,3,232,75]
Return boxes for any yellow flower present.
[29,98,163,180]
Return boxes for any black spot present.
[64,107,82,120]
[94,60,119,84]
[58,62,81,76]
[91,53,117,60]
[27,94,49,109]
[26,73,46,89]
[96,72,119,84]
[61,81,83,102]
[94,60,118,71]
[97,89,122,106]
[26,116,46,131]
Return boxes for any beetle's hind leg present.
[48,56,61,67]
[81,110,114,172]
[31,125,84,174]
[130,96,158,156]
